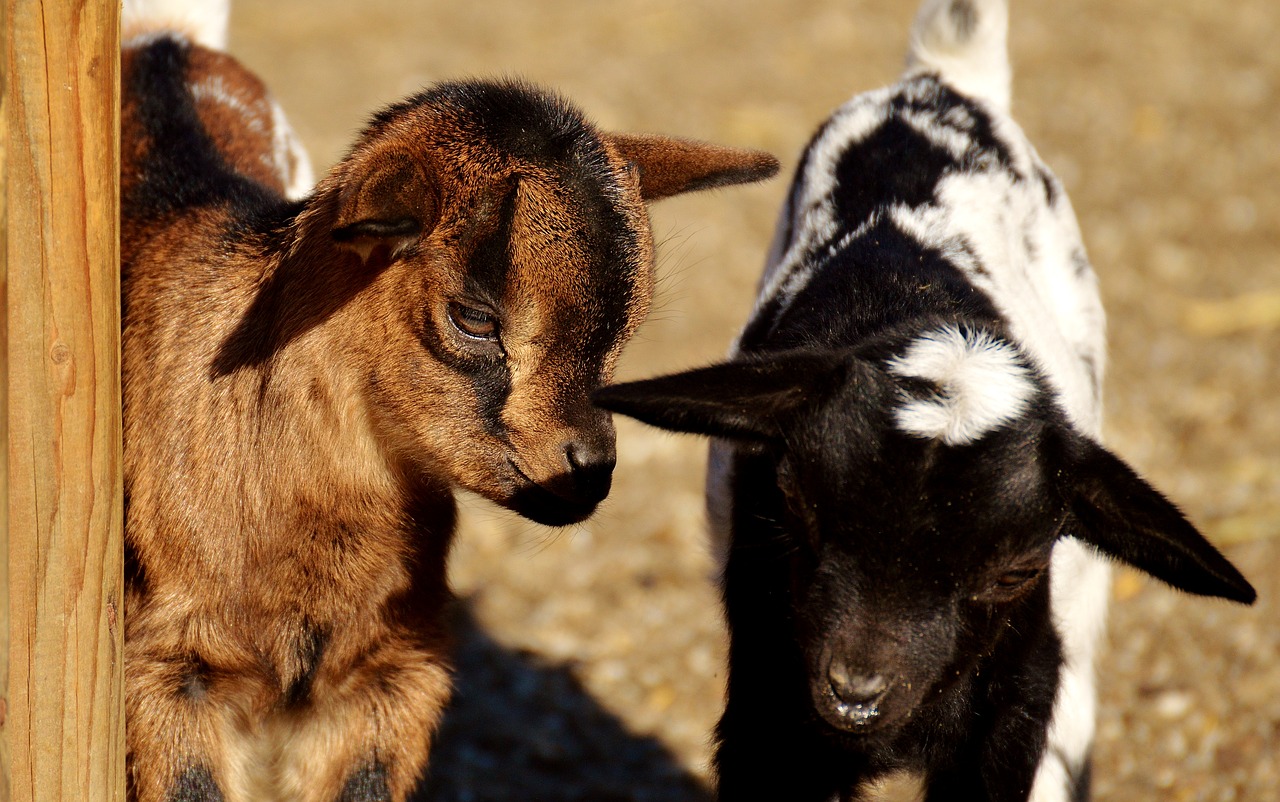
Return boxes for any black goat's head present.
[596,330,1255,734]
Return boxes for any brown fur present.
[121,32,776,802]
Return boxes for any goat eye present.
[448,302,498,340]
[994,568,1041,589]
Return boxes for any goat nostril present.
[827,665,889,706]
[565,442,615,473]
[563,441,615,500]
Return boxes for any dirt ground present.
[230,1,1278,799]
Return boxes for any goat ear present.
[1057,432,1256,604]
[331,145,437,263]
[594,351,846,442]
[607,132,780,201]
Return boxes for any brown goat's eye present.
[448,302,498,340]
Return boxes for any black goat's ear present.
[606,132,780,201]
[1057,432,1256,604]
[331,144,438,264]
[594,351,847,442]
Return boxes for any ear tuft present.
[607,132,780,201]
[331,146,437,263]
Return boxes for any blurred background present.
[230,1,1278,798]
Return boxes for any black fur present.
[369,81,594,168]
[1070,753,1094,802]
[948,0,979,41]
[337,763,391,802]
[284,623,328,707]
[124,37,285,225]
[596,69,1254,802]
[181,658,211,702]
[455,185,519,439]
[164,766,223,802]
[742,218,1004,352]
[693,365,1072,802]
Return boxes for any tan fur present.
[122,34,776,802]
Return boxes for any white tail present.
[123,0,231,50]
[904,0,1011,112]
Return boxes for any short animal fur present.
[595,1,1256,800]
[120,2,778,800]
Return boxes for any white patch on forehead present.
[887,326,1034,445]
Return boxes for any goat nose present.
[564,440,615,504]
[827,662,889,707]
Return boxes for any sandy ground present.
[229,1,1279,799]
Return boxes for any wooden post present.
[2,0,124,800]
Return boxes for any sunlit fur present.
[598,1,1254,801]
[887,325,1035,446]
[120,3,777,801]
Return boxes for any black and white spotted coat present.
[709,5,1109,798]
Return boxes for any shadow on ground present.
[414,602,713,802]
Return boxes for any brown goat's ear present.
[331,146,437,263]
[607,133,780,201]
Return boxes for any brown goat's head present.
[284,80,777,525]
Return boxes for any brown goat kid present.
[121,22,777,802]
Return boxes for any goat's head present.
[284,80,777,526]
[596,325,1255,734]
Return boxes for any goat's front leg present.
[715,570,856,799]
[273,634,453,802]
[125,642,254,802]
[126,625,450,802]
[921,668,1058,801]
[715,703,854,802]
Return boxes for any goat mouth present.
[833,699,881,727]
[815,697,892,735]
[503,459,599,527]
[812,681,897,735]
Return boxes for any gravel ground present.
[231,1,1279,798]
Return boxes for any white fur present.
[705,437,735,572]
[888,325,1035,445]
[880,164,1106,439]
[124,0,231,51]
[123,0,316,201]
[1032,539,1112,801]
[905,0,1012,112]
[271,99,316,200]
[718,1,1112,797]
[751,95,891,318]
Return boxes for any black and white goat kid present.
[595,1,1256,800]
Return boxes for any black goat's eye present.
[448,302,498,340]
[994,568,1041,589]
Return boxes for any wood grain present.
[2,1,124,800]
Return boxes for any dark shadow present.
[412,602,713,802]
[209,248,383,379]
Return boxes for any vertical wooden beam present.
[2,0,124,800]
[0,0,7,792]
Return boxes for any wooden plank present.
[1,0,8,793]
[2,0,124,800]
